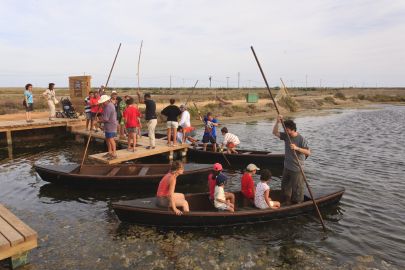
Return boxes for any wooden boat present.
[34,163,212,188]
[153,133,285,169]
[112,187,345,227]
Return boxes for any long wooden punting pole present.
[184,80,199,106]
[137,40,143,92]
[250,46,327,232]
[192,102,232,167]
[79,43,122,172]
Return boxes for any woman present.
[156,161,189,215]
[24,83,34,122]
[42,83,57,121]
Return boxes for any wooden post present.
[6,130,12,146]
[10,251,29,269]
[169,151,174,160]
[181,147,188,157]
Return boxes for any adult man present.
[98,95,118,160]
[273,115,311,204]
[137,91,157,149]
[161,99,182,146]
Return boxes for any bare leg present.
[172,128,177,146]
[167,128,171,145]
[225,192,235,206]
[110,138,116,156]
[127,132,133,150]
[132,132,136,151]
[171,193,189,212]
[203,143,208,151]
[213,143,217,152]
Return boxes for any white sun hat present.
[246,163,260,171]
[98,95,111,104]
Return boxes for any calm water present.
[0,105,404,269]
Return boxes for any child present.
[123,97,141,152]
[220,127,240,154]
[254,169,281,209]
[177,126,198,144]
[90,91,102,131]
[84,91,93,130]
[202,112,219,152]
[214,173,235,212]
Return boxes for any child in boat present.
[156,161,189,215]
[220,127,240,154]
[123,97,141,152]
[241,163,259,202]
[254,169,281,209]
[202,112,219,152]
[207,163,235,207]
[214,173,234,212]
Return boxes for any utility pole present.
[169,75,172,89]
[226,76,230,88]
[209,76,212,88]
[305,74,308,88]
[182,78,185,88]
[237,72,240,88]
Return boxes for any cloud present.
[0,0,404,87]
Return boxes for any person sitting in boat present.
[156,161,189,215]
[220,127,240,154]
[241,164,259,202]
[254,169,280,209]
[177,126,198,145]
[214,174,235,212]
[208,163,235,205]
[179,104,197,142]
[202,112,219,152]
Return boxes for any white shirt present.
[254,182,270,209]
[179,110,191,127]
[214,185,227,209]
[222,132,240,145]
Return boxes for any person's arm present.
[161,106,168,117]
[273,115,282,138]
[264,189,271,207]
[290,144,311,156]
[168,175,182,215]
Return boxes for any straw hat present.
[98,95,111,104]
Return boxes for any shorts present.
[185,129,196,138]
[105,132,116,139]
[156,196,170,207]
[202,134,216,144]
[166,121,179,129]
[91,112,98,119]
[85,112,92,120]
[281,168,305,203]
[25,103,33,112]
[126,127,136,133]
[226,142,236,148]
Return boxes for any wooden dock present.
[0,204,38,269]
[72,128,189,164]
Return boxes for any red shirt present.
[208,173,216,200]
[157,173,172,197]
[123,106,141,128]
[241,172,254,199]
[90,97,103,113]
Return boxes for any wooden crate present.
[69,76,92,114]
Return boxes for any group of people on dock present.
[156,116,310,214]
[23,83,58,122]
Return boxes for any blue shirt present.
[24,90,33,104]
[203,117,218,137]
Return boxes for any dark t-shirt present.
[280,132,308,172]
[144,99,157,120]
[161,105,182,122]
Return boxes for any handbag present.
[53,97,59,105]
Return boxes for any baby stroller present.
[56,97,78,118]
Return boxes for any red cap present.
[213,163,223,171]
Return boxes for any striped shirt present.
[222,132,240,145]
[84,96,91,113]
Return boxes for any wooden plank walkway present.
[72,128,189,164]
[0,204,37,269]
[0,117,83,133]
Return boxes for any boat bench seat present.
[138,167,149,176]
[106,167,120,176]
[242,152,252,155]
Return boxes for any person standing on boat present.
[161,99,182,146]
[273,115,311,204]
[98,95,118,160]
[241,163,259,202]
[202,112,219,152]
[42,83,57,121]
[137,91,157,149]
[24,83,34,123]
[156,161,189,215]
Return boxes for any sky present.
[1,0,405,88]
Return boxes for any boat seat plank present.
[0,217,24,247]
[242,152,252,155]
[106,167,121,177]
[0,205,37,241]
[138,167,149,176]
[0,233,10,252]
